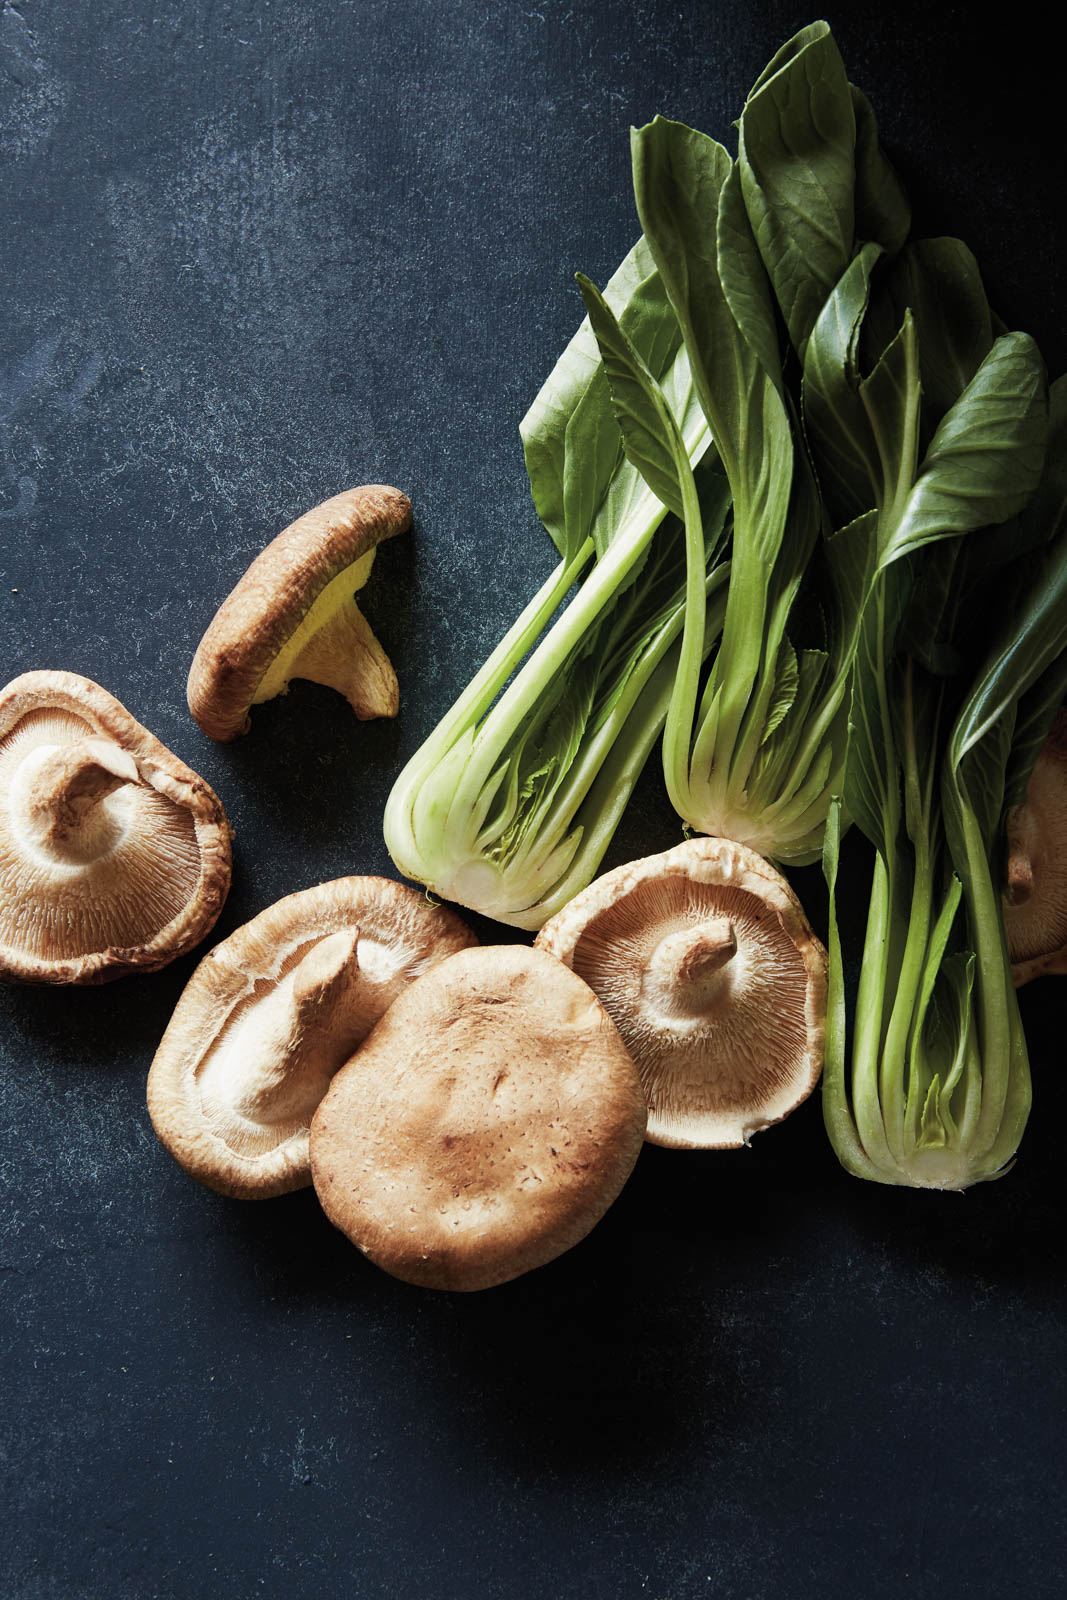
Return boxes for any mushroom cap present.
[1004,708,1067,984]
[147,876,477,1199]
[187,484,412,741]
[0,670,231,984]
[535,837,827,1149]
[309,944,646,1291]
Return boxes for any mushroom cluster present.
[144,836,829,1290]
[146,886,648,1289]
[5,484,665,1292]
[6,478,841,1294]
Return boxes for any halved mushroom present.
[1003,708,1067,984]
[535,837,827,1149]
[309,944,646,1291]
[187,484,411,741]
[0,670,231,984]
[147,877,476,1199]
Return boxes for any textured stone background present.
[2,3,1066,1597]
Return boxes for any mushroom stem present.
[1003,804,1035,907]
[286,598,399,720]
[226,929,385,1124]
[642,918,738,1016]
[15,738,141,860]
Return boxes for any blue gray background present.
[2,3,1065,1596]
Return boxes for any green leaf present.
[743,19,829,100]
[1013,372,1067,556]
[802,244,884,524]
[823,508,880,670]
[861,238,993,430]
[520,238,650,558]
[858,310,922,532]
[842,565,910,854]
[632,121,798,561]
[949,505,1067,830]
[1004,672,1067,816]
[738,19,857,361]
[576,273,687,520]
[717,157,785,398]
[916,1076,948,1150]
[897,541,967,677]
[749,647,831,807]
[520,235,705,561]
[632,120,770,489]
[891,333,1048,563]
[761,636,799,744]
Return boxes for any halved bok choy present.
[383,238,730,928]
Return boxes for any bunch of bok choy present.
[385,11,1066,1201]
[561,18,1067,1189]
[384,20,913,920]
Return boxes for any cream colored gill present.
[252,549,376,703]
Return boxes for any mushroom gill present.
[0,674,231,983]
[536,837,826,1149]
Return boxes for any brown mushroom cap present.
[0,670,231,984]
[1003,708,1067,984]
[309,944,646,1291]
[187,484,411,741]
[535,837,827,1150]
[147,877,477,1199]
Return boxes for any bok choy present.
[383,239,730,928]
[813,255,1057,1186]
[823,494,1067,1185]
[612,22,911,865]
[627,117,824,863]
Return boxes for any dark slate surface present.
[2,4,1066,1597]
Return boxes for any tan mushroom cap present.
[187,484,411,741]
[309,944,646,1292]
[535,836,827,1150]
[0,670,231,984]
[147,876,476,1199]
[1003,708,1067,984]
